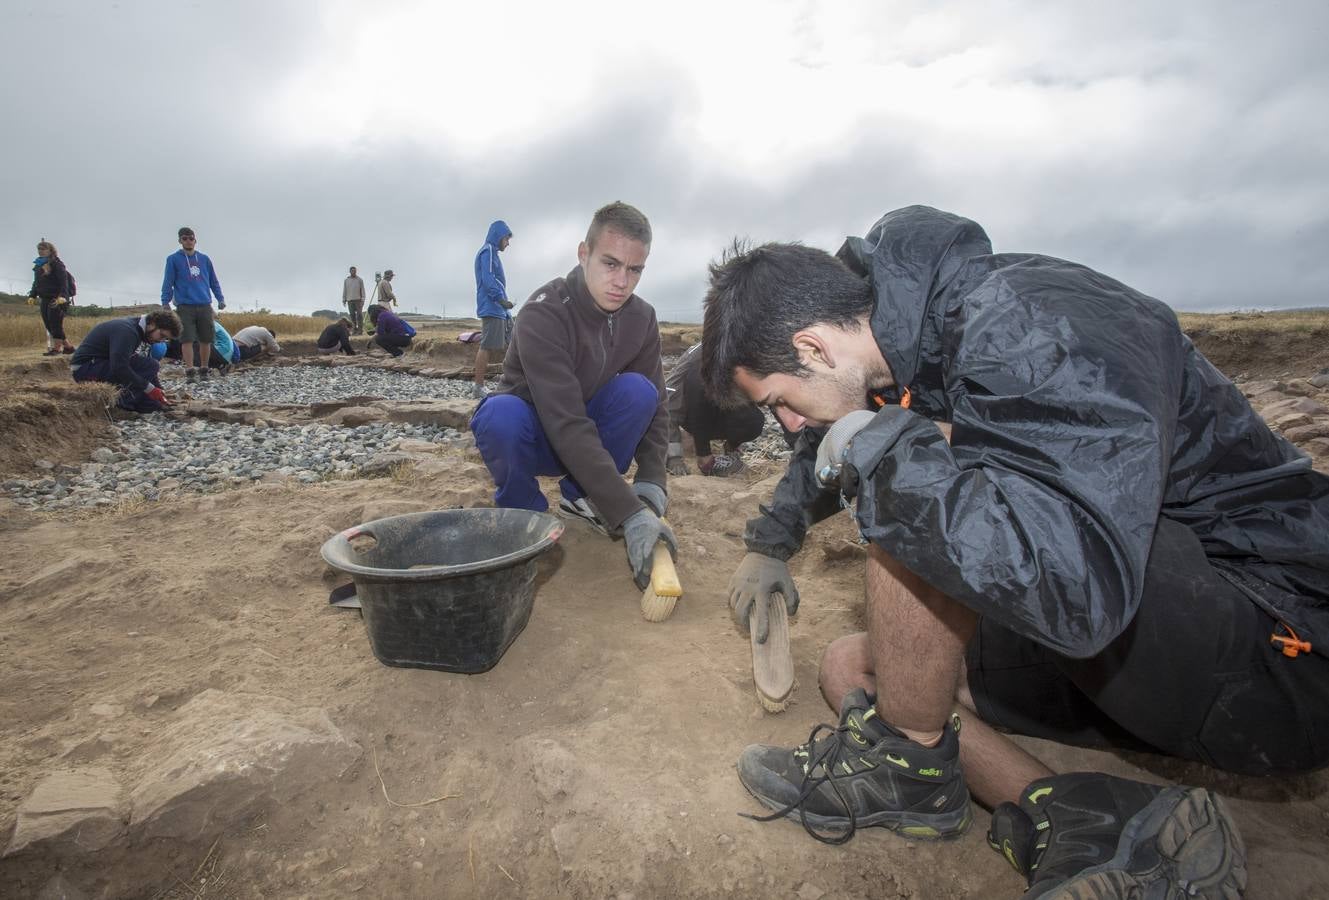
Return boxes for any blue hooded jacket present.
[162,249,224,307]
[474,220,512,319]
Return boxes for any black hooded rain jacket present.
[745,206,1329,660]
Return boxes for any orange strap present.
[869,386,911,410]
[1271,622,1312,659]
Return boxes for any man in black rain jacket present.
[701,206,1327,898]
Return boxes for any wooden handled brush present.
[749,597,796,712]
[640,537,682,622]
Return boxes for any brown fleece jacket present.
[492,266,668,528]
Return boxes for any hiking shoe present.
[700,453,745,477]
[185,368,197,383]
[198,367,210,380]
[988,772,1246,899]
[557,496,610,536]
[737,688,972,844]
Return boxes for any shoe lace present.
[738,721,863,845]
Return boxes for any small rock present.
[5,767,126,857]
[91,447,116,464]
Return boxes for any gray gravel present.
[162,363,489,406]
[3,417,468,512]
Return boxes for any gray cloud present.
[2,1,1325,318]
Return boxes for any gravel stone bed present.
[3,418,466,512]
[163,364,489,406]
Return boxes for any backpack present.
[64,270,77,304]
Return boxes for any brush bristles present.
[640,589,678,622]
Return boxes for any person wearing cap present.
[472,221,514,400]
[70,309,181,412]
[469,201,673,591]
[343,266,367,334]
[160,226,225,384]
[376,270,398,309]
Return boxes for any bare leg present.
[865,543,974,743]
[821,550,1057,808]
[473,347,490,387]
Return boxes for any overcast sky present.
[3,1,1326,318]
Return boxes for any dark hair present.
[178,227,195,238]
[586,201,651,250]
[368,305,383,325]
[146,308,183,337]
[268,328,278,339]
[701,240,873,405]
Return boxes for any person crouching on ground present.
[367,305,415,357]
[318,317,357,355]
[700,206,1329,898]
[665,341,767,477]
[231,325,280,363]
[28,240,76,356]
[71,309,181,412]
[470,201,674,590]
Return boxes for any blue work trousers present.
[471,373,657,512]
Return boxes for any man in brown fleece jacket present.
[470,202,676,589]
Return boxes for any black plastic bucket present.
[320,509,563,673]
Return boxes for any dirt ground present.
[1,323,1328,899]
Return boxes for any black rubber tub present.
[321,509,563,673]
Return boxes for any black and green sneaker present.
[736,688,972,844]
[987,772,1246,899]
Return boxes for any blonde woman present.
[28,240,75,355]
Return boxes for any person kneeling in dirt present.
[701,207,1329,898]
[665,341,766,477]
[70,309,182,412]
[470,202,674,590]
[164,319,239,373]
[317,317,357,355]
[231,326,280,362]
[366,305,415,357]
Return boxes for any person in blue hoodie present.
[161,226,225,385]
[472,220,513,399]
[368,304,416,357]
[71,309,181,412]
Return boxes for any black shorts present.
[965,518,1329,775]
[479,316,511,351]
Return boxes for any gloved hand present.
[814,409,879,487]
[145,386,173,407]
[26,296,36,306]
[217,300,226,310]
[500,298,514,309]
[622,507,677,590]
[729,552,799,643]
[633,481,668,517]
[54,296,68,307]
[666,455,689,476]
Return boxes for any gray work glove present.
[632,481,668,517]
[814,409,878,487]
[728,552,799,643]
[623,508,678,590]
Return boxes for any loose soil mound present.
[0,376,117,475]
[1,316,1327,899]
